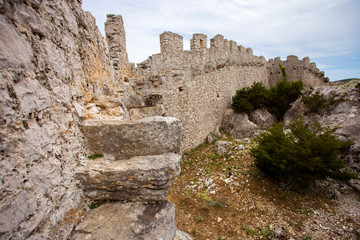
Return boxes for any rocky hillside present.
[284,79,360,178]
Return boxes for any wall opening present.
[200,39,204,48]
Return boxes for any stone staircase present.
[71,116,184,240]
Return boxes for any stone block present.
[81,116,183,159]
[71,201,176,240]
[76,153,181,201]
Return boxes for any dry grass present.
[168,137,360,240]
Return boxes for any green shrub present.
[265,79,303,121]
[88,153,104,159]
[250,118,352,187]
[232,64,303,120]
[302,91,329,114]
[232,82,268,113]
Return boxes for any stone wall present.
[0,1,129,239]
[267,55,329,86]
[105,14,130,81]
[131,33,327,151]
[134,33,269,151]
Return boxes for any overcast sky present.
[82,0,360,81]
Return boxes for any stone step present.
[81,116,183,160]
[71,201,176,240]
[76,153,181,202]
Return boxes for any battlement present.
[267,55,328,85]
[158,31,258,59]
[160,32,183,54]
[190,33,207,50]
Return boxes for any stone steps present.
[73,116,185,239]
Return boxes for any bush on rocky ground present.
[232,64,303,121]
[265,79,303,121]
[302,90,329,114]
[231,82,268,114]
[250,118,353,188]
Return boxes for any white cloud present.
[82,0,360,80]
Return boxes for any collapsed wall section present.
[0,1,128,239]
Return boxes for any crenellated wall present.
[133,33,270,151]
[131,32,327,151]
[267,55,329,87]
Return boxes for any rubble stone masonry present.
[132,32,327,151]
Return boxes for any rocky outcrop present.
[0,1,127,239]
[71,201,176,240]
[221,109,259,139]
[249,107,276,129]
[221,108,276,140]
[81,116,183,159]
[284,80,360,175]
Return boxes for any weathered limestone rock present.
[71,201,176,240]
[221,109,259,139]
[0,15,33,69]
[76,153,181,201]
[214,141,230,155]
[248,107,276,129]
[81,116,183,159]
[284,80,360,174]
[13,78,52,115]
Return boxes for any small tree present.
[232,82,268,113]
[232,64,303,120]
[265,65,303,121]
[250,118,352,187]
[302,91,329,114]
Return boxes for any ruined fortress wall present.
[134,32,327,151]
[0,1,125,239]
[105,14,130,81]
[135,33,269,150]
[267,55,329,86]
